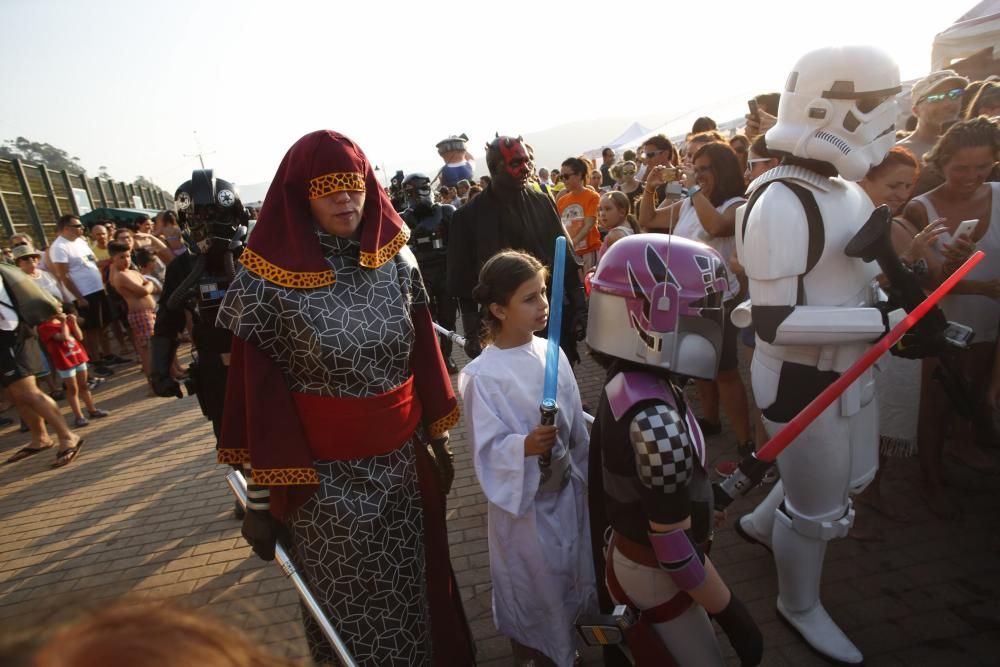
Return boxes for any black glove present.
[151,375,183,398]
[150,335,183,397]
[712,593,763,666]
[429,435,455,495]
[567,285,588,341]
[241,508,288,562]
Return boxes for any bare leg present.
[64,374,83,420]
[917,358,958,516]
[13,400,52,448]
[6,376,78,446]
[96,325,112,357]
[695,379,720,425]
[76,370,98,414]
[717,369,752,444]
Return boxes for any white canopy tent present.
[583,122,654,159]
[932,1,1000,71]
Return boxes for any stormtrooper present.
[400,173,458,373]
[584,234,762,666]
[150,170,248,444]
[734,46,902,664]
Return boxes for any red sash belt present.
[291,376,422,461]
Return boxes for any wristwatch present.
[687,184,702,198]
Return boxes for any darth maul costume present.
[447,135,585,363]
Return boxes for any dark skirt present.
[286,440,430,666]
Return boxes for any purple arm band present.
[648,529,706,591]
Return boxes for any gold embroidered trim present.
[251,467,320,486]
[308,172,365,200]
[359,226,409,268]
[240,247,336,289]
[217,448,251,465]
[428,403,460,439]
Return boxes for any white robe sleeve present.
[460,371,540,518]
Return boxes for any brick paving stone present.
[0,341,997,666]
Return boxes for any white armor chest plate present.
[800,179,879,308]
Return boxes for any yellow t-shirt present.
[90,242,109,262]
[557,188,601,255]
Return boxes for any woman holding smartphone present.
[903,116,1000,515]
[641,142,754,460]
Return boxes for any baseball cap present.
[911,70,969,104]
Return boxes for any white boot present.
[736,481,783,551]
[772,509,863,665]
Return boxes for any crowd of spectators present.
[442,67,1000,523]
[1,210,189,467]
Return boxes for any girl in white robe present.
[458,250,597,667]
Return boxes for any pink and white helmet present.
[587,234,728,379]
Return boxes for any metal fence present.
[0,158,169,247]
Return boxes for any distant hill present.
[237,107,742,199]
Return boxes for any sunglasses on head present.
[920,87,964,104]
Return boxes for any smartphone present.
[943,321,975,349]
[747,99,760,119]
[953,219,979,241]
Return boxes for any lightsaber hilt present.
[225,471,358,667]
[538,399,559,475]
[432,321,467,348]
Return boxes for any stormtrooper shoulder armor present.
[739,181,812,282]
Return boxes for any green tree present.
[0,137,87,173]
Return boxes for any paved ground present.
[0,343,998,666]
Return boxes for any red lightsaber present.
[716,250,984,506]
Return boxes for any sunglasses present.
[68,224,84,228]
[745,157,772,173]
[560,172,579,179]
[920,87,964,104]
[643,150,664,159]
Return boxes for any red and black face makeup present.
[499,138,531,183]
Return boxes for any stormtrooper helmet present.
[766,46,901,181]
[587,234,728,379]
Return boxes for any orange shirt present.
[557,188,602,255]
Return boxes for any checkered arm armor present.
[629,403,694,495]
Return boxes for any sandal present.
[52,440,84,469]
[5,442,55,464]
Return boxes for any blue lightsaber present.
[539,236,567,476]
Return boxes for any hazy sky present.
[0,0,969,194]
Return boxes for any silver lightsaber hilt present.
[538,400,559,481]
[432,322,467,348]
[226,470,358,667]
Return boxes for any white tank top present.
[912,182,1000,344]
[674,196,745,301]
